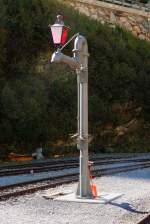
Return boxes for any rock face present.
[61,0,150,41]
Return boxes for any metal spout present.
[51,50,64,64]
[51,49,80,69]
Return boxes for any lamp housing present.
[50,15,69,46]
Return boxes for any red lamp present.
[49,15,70,46]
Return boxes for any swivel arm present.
[51,35,89,72]
[51,49,80,70]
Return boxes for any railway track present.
[1,156,150,177]
[0,154,144,171]
[0,159,150,201]
[0,155,130,170]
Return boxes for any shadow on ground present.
[109,201,149,214]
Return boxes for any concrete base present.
[53,192,122,204]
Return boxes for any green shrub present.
[0,0,150,154]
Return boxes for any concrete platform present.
[53,192,122,204]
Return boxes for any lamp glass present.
[51,25,63,44]
[61,26,69,45]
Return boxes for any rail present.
[1,157,150,177]
[0,159,150,201]
[99,0,150,12]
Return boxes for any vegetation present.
[0,0,150,158]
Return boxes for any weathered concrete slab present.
[54,192,122,204]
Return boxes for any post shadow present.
[108,201,149,214]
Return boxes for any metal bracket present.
[72,49,89,57]
[70,133,79,139]
[60,33,79,51]
[77,70,88,83]
[80,66,88,72]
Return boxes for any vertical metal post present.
[74,35,93,198]
[51,34,93,199]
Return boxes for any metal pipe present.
[51,49,80,69]
[73,35,93,198]
[51,34,93,199]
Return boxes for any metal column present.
[51,34,93,199]
[75,36,93,198]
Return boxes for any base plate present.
[53,192,122,204]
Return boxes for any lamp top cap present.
[55,15,64,25]
[57,15,63,20]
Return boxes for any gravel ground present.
[0,168,149,224]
